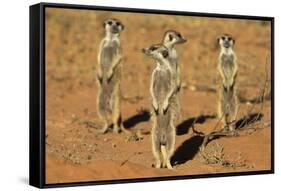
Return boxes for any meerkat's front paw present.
[106,70,113,82]
[97,74,103,84]
[152,101,159,114]
[162,99,169,113]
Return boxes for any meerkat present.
[217,34,239,131]
[96,18,127,134]
[217,34,238,90]
[162,30,187,122]
[142,44,177,169]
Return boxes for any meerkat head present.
[142,44,169,62]
[163,30,187,46]
[218,34,235,49]
[103,18,124,36]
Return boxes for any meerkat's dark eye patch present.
[221,36,226,40]
[162,50,169,58]
[169,34,173,41]
[108,21,113,25]
[149,46,158,51]
[116,22,121,26]
[228,37,232,41]
[177,33,182,38]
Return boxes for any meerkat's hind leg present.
[165,126,175,170]
[99,122,110,134]
[153,145,162,169]
[160,145,173,169]
[97,98,112,134]
[160,145,167,168]
[152,129,162,168]
[218,99,227,131]
[98,115,112,134]
[112,84,122,134]
[111,89,132,135]
[114,113,133,135]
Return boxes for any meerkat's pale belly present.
[221,54,235,78]
[98,43,120,112]
[153,69,172,106]
[100,44,118,82]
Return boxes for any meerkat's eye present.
[116,22,121,26]
[228,37,232,41]
[169,34,173,41]
[108,21,113,25]
[162,50,169,58]
[149,46,157,51]
[177,33,182,38]
[221,36,226,40]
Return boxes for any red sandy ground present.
[45,8,272,184]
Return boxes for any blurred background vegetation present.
[46,8,271,104]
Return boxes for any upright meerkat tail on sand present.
[161,145,167,168]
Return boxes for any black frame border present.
[29,2,275,189]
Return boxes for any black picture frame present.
[29,2,274,189]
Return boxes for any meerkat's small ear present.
[103,22,106,28]
[217,37,220,44]
[233,39,235,45]
[162,50,169,58]
[121,24,125,30]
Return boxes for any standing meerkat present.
[96,18,127,134]
[142,44,177,169]
[217,34,239,131]
[217,34,238,90]
[162,30,187,121]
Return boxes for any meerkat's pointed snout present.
[142,47,153,56]
[142,48,148,54]
[178,38,187,44]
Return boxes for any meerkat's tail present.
[160,145,167,168]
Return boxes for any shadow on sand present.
[235,112,263,129]
[123,110,150,129]
[171,112,263,166]
[171,135,204,165]
[176,114,216,136]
